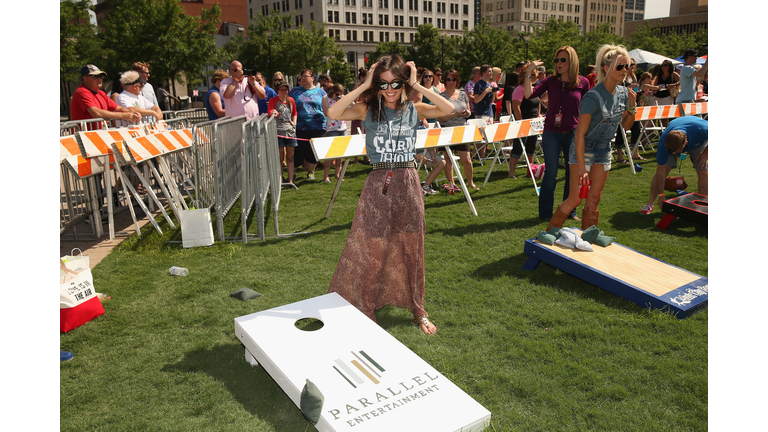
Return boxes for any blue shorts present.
[569,141,612,172]
[278,137,297,148]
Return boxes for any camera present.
[243,69,257,76]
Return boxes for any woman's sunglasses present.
[554,57,568,63]
[376,80,404,90]
[445,77,457,82]
[614,64,630,71]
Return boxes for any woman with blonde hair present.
[326,54,454,335]
[547,44,637,230]
[524,46,591,223]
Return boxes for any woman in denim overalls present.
[548,45,638,230]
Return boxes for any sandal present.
[413,316,437,335]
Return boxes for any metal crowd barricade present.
[191,119,218,210]
[173,108,208,125]
[262,114,285,238]
[240,114,295,243]
[211,116,246,241]
[240,116,264,243]
[60,141,96,240]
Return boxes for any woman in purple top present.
[524,46,590,222]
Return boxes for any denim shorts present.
[278,137,297,148]
[570,140,612,172]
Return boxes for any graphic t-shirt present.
[362,102,419,165]
[289,86,327,131]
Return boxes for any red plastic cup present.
[579,182,590,199]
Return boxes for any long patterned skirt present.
[328,167,427,322]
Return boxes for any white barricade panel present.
[152,130,193,153]
[311,135,368,160]
[481,118,545,143]
[122,135,165,164]
[235,293,491,432]
[678,102,707,116]
[415,124,482,148]
[635,105,681,121]
[310,125,483,161]
[60,135,104,178]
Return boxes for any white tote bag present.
[60,262,96,308]
[180,207,215,248]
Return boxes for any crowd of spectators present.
[70,49,708,213]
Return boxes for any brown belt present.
[371,161,416,170]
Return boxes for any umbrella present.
[627,49,682,72]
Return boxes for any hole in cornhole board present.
[692,200,707,207]
[295,317,324,331]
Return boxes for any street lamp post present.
[264,30,273,78]
[440,30,447,72]
[520,33,532,61]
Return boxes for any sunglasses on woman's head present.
[554,57,568,63]
[376,80,404,90]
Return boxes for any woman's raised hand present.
[363,62,379,89]
[527,60,543,75]
[405,61,418,85]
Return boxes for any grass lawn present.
[60,147,707,431]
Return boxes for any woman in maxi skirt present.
[326,54,454,335]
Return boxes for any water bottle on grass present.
[169,266,189,276]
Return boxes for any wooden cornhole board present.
[523,232,708,318]
[234,293,491,431]
[657,193,708,230]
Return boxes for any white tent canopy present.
[627,49,682,72]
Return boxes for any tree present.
[456,19,516,84]
[61,0,103,116]
[327,50,354,87]
[61,0,102,83]
[224,15,347,82]
[366,41,410,67]
[100,0,220,93]
[407,24,441,72]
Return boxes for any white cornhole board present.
[234,293,491,431]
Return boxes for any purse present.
[180,202,215,248]
[60,259,104,333]
[664,157,688,191]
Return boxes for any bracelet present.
[658,193,665,197]
[410,81,417,87]
[626,105,637,114]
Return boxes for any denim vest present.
[583,85,628,147]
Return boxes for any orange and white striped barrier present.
[310,124,483,161]
[415,124,484,149]
[678,102,708,117]
[60,135,104,178]
[311,124,484,217]
[635,105,682,121]
[481,117,545,142]
[480,118,546,192]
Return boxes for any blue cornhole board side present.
[523,238,708,319]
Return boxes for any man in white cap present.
[114,70,163,126]
[70,64,140,128]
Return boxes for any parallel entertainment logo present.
[328,350,443,428]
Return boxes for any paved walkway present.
[60,207,161,268]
